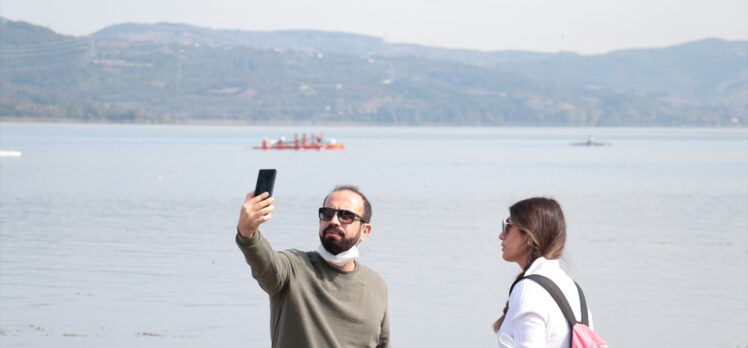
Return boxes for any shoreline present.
[1,117,746,129]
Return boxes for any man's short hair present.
[324,185,372,223]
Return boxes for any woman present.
[493,197,593,348]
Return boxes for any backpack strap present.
[574,281,589,325]
[522,274,589,326]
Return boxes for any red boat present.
[254,134,344,150]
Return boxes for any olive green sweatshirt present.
[236,231,390,348]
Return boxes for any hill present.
[1,18,746,126]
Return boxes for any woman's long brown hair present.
[493,197,566,332]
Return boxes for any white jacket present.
[497,257,593,348]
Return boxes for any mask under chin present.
[321,237,356,255]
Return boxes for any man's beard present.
[320,225,362,255]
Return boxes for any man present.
[236,185,390,348]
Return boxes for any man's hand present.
[237,191,274,239]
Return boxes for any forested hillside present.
[1,18,746,126]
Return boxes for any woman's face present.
[499,217,531,267]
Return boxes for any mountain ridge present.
[1,18,746,126]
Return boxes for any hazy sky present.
[1,0,746,54]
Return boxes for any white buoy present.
[0,150,22,157]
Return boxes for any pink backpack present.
[523,274,608,348]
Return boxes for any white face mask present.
[317,227,364,267]
[316,243,360,267]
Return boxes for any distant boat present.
[0,150,22,157]
[254,134,344,150]
[571,136,611,147]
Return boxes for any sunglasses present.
[501,218,513,235]
[318,207,367,224]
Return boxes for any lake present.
[1,123,746,347]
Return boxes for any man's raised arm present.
[236,191,290,296]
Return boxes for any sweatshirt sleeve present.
[377,290,391,348]
[235,231,292,296]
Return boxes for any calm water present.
[1,123,746,348]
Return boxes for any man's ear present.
[361,223,373,240]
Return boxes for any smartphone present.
[254,169,277,197]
